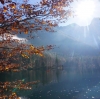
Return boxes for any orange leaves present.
[30,45,34,50]
[20,4,25,9]
[41,20,46,24]
[11,26,15,31]
[9,3,16,9]
[3,6,8,12]
[39,46,45,52]
[48,22,56,27]
[0,0,72,35]
[39,53,43,56]
[9,54,12,57]
[21,53,29,58]
[27,45,45,57]
[24,28,28,34]
[20,4,31,10]
[0,0,73,73]
[0,80,39,98]
[0,14,5,23]
[45,27,49,31]
[13,10,18,14]
[40,0,48,6]
[26,45,55,57]
[30,24,34,28]
[11,21,19,32]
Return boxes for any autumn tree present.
[0,0,73,71]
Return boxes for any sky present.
[59,0,100,26]
[26,0,100,26]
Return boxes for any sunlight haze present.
[59,0,100,26]
[20,0,100,26]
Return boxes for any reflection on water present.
[0,69,61,84]
[0,69,62,98]
[1,68,100,99]
[0,70,61,85]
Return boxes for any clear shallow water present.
[1,69,100,99]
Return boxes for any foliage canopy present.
[0,0,73,71]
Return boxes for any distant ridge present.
[18,18,100,56]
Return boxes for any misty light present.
[76,0,95,21]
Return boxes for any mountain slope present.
[18,18,100,56]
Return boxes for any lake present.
[0,68,100,99]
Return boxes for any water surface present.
[0,69,100,99]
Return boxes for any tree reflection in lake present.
[1,69,100,99]
[0,69,62,98]
[28,69,100,99]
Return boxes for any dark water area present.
[1,68,100,99]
